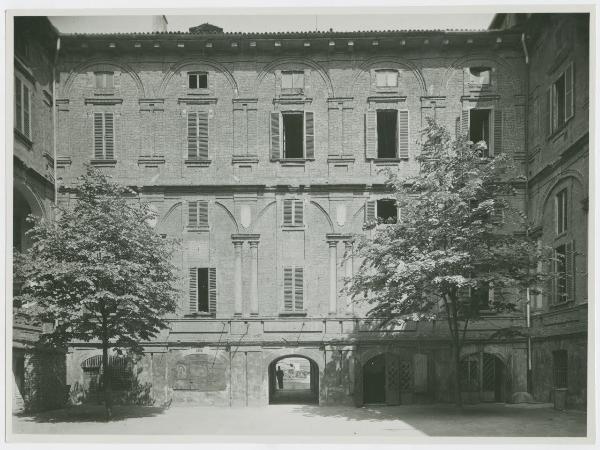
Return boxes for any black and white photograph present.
[5,3,594,444]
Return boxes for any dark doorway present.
[282,113,304,158]
[363,354,386,404]
[269,356,319,404]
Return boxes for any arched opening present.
[13,188,33,252]
[460,352,506,403]
[363,354,386,404]
[268,356,319,405]
[80,355,133,403]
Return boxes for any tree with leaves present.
[14,167,179,419]
[349,120,548,407]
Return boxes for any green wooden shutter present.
[493,109,502,155]
[208,268,217,313]
[94,113,104,159]
[104,113,114,159]
[398,110,409,159]
[305,111,314,159]
[283,199,293,226]
[198,200,209,227]
[187,111,198,159]
[189,268,198,314]
[294,267,304,311]
[197,111,209,160]
[565,63,574,121]
[566,240,575,302]
[15,77,22,133]
[270,112,280,160]
[365,200,376,223]
[365,111,377,159]
[188,201,198,228]
[23,84,30,138]
[294,199,303,226]
[283,267,293,311]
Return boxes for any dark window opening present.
[555,245,567,303]
[469,109,491,155]
[197,268,209,312]
[556,189,568,234]
[283,113,304,158]
[471,286,490,310]
[469,66,491,85]
[555,74,566,126]
[553,350,567,388]
[189,73,208,89]
[377,110,397,158]
[377,199,397,224]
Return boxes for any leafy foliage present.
[14,167,179,354]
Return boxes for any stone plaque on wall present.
[170,353,226,391]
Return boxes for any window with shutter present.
[493,109,502,155]
[270,112,281,160]
[304,111,315,159]
[189,267,216,314]
[365,110,378,159]
[188,200,209,229]
[469,109,491,156]
[282,112,304,159]
[14,75,31,140]
[364,200,376,224]
[398,110,409,159]
[187,111,209,160]
[556,189,568,234]
[93,112,115,160]
[283,199,303,227]
[549,63,574,134]
[283,266,304,312]
[377,110,397,158]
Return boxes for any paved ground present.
[12,403,586,439]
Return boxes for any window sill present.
[282,225,305,231]
[279,312,307,317]
[186,89,212,96]
[327,156,355,163]
[14,129,33,149]
[550,300,575,310]
[375,87,398,94]
[281,89,304,96]
[232,155,259,164]
[548,118,572,142]
[90,159,117,167]
[184,159,212,167]
[278,159,313,166]
[93,89,116,96]
[185,312,216,318]
[186,226,209,233]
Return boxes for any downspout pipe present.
[52,37,60,208]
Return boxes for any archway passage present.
[363,354,386,404]
[268,356,319,405]
[460,352,506,403]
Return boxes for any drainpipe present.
[521,31,533,394]
[52,37,61,208]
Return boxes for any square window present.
[95,72,114,89]
[469,66,491,85]
[377,199,397,223]
[282,71,304,90]
[189,72,208,89]
[376,70,398,87]
[282,113,304,158]
[377,110,398,158]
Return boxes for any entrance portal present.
[363,354,386,404]
[460,352,506,402]
[268,356,319,405]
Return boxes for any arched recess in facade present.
[536,170,586,226]
[255,57,335,97]
[349,56,427,98]
[61,59,147,98]
[13,180,47,252]
[441,53,523,95]
[458,350,508,403]
[266,353,321,405]
[157,58,239,97]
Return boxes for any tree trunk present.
[101,333,112,421]
[451,326,463,409]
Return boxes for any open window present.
[469,109,491,155]
[377,199,398,224]
[377,110,398,158]
[283,112,304,158]
[282,71,305,94]
[189,267,217,314]
[365,109,409,160]
[270,111,315,160]
[468,67,491,86]
[188,72,208,89]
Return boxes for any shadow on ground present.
[15,404,167,424]
[292,403,587,437]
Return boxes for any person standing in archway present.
[276,365,284,389]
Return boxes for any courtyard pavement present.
[11,402,587,440]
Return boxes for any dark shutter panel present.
[551,84,558,132]
[305,111,314,159]
[493,109,502,155]
[270,112,280,160]
[189,268,198,314]
[565,63,574,120]
[294,199,303,226]
[94,113,104,159]
[365,200,376,223]
[104,112,114,159]
[398,110,409,159]
[545,88,552,136]
[283,267,293,311]
[294,267,304,311]
[188,200,198,228]
[461,110,470,139]
[365,111,377,159]
[187,111,198,159]
[23,85,30,138]
[198,200,209,227]
[197,111,209,160]
[15,77,22,133]
[283,199,293,226]
[208,268,217,313]
[566,241,575,302]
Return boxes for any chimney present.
[152,15,168,33]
